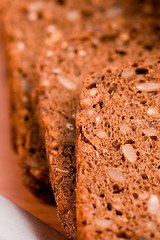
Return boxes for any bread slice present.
[3,0,117,203]
[3,0,155,220]
[3,0,160,237]
[37,17,160,238]
[76,55,160,239]
[4,0,160,155]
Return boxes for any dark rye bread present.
[76,55,160,240]
[3,0,117,152]
[3,0,119,202]
[3,0,143,203]
[4,0,160,154]
[3,0,160,236]
[3,0,160,204]
[3,0,158,210]
[38,18,160,238]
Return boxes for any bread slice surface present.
[38,17,160,238]
[76,55,160,240]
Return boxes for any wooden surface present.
[0,25,65,236]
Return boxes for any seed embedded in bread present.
[147,107,160,118]
[97,130,107,139]
[89,88,98,97]
[95,219,112,228]
[143,128,157,137]
[80,97,93,108]
[121,70,135,79]
[122,144,137,163]
[107,169,125,182]
[57,75,77,90]
[120,123,130,134]
[148,195,159,215]
[136,82,160,92]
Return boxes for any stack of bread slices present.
[2,0,160,239]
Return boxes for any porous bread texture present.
[3,0,118,203]
[76,55,160,240]
[4,0,160,151]
[38,18,160,239]
[3,0,138,204]
[3,0,160,237]
[3,0,59,202]
[3,0,160,161]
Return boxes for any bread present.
[3,0,160,237]
[3,0,56,202]
[4,0,120,202]
[76,55,160,239]
[3,0,151,212]
[7,0,144,204]
[38,17,160,238]
[3,0,140,212]
[4,0,160,154]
